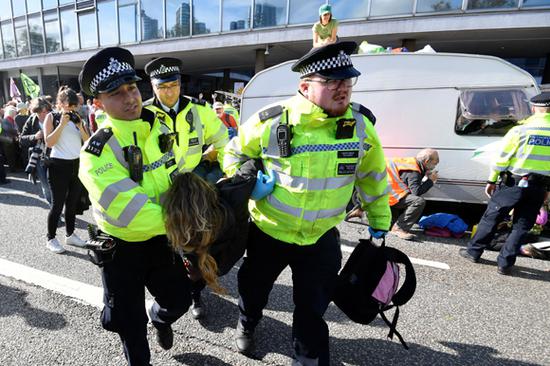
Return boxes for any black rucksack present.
[333,237,416,349]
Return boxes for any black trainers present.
[497,266,512,276]
[191,298,205,320]
[235,321,254,354]
[459,248,479,263]
[152,321,174,350]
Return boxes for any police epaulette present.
[258,105,283,122]
[84,127,113,157]
[188,96,206,106]
[352,103,376,126]
[142,97,154,107]
[140,108,156,127]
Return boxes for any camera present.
[66,111,81,124]
[25,146,42,174]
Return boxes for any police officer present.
[78,47,191,366]
[143,57,229,176]
[144,57,229,319]
[459,92,550,275]
[223,42,391,365]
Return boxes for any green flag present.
[20,73,40,99]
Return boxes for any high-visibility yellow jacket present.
[223,94,391,245]
[79,109,178,242]
[386,157,421,206]
[488,113,550,182]
[144,96,229,173]
[95,109,107,128]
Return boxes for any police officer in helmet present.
[460,92,550,275]
[79,47,192,365]
[223,42,391,365]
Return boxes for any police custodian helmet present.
[144,57,182,84]
[291,41,361,80]
[530,92,550,107]
[79,47,141,96]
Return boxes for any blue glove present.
[250,169,275,200]
[227,127,237,140]
[368,227,387,239]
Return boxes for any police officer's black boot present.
[152,321,174,350]
[235,320,255,354]
[190,293,204,320]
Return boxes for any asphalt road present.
[1,172,549,366]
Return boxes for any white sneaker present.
[47,238,65,254]
[66,233,86,248]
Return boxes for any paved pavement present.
[1,172,550,366]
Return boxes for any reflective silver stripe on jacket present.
[514,152,550,161]
[95,193,148,227]
[266,194,346,221]
[509,167,550,176]
[356,169,387,182]
[357,184,391,203]
[98,178,138,210]
[107,136,128,169]
[272,170,354,191]
[351,102,368,161]
[191,106,204,146]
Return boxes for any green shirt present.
[313,19,338,40]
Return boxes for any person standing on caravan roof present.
[312,4,338,48]
[386,149,439,240]
[223,41,391,365]
[459,92,550,276]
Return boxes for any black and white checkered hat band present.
[531,101,550,107]
[150,65,180,78]
[300,50,353,77]
[90,57,134,94]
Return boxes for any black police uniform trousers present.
[100,235,192,366]
[466,175,546,268]
[238,222,342,365]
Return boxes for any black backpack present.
[333,238,416,349]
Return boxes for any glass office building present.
[1,0,549,101]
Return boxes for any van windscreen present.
[455,89,532,136]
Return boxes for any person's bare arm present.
[45,112,69,147]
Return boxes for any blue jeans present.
[36,159,52,206]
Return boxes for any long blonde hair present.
[163,173,227,294]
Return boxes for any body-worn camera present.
[124,145,143,182]
[25,146,42,174]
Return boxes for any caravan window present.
[455,89,532,136]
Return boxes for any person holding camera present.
[20,97,53,205]
[44,86,90,254]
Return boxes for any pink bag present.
[536,208,548,226]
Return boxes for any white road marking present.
[341,244,450,270]
[0,257,103,308]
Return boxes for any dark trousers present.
[47,158,82,240]
[101,236,192,366]
[467,179,546,268]
[0,150,6,182]
[391,194,426,231]
[238,223,342,365]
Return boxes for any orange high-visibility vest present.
[386,157,421,206]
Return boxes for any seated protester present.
[163,160,259,319]
[387,149,439,240]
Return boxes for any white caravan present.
[240,52,540,205]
